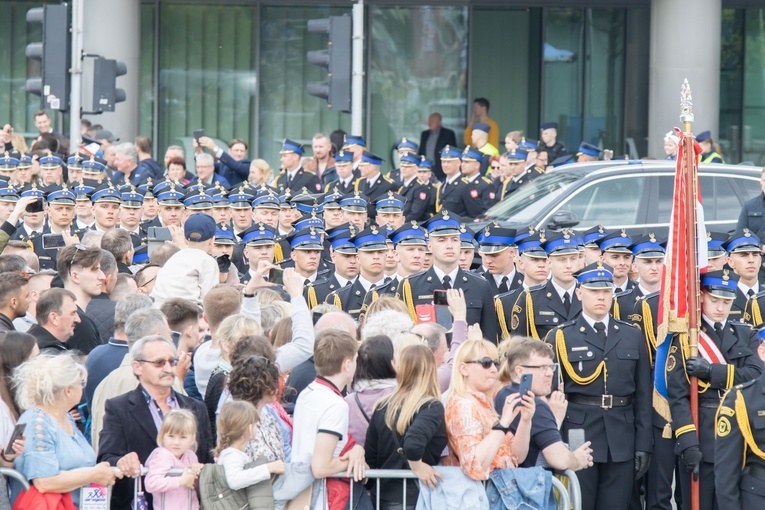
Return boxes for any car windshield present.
[484,171,581,223]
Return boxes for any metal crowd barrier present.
[0,468,29,491]
[333,468,580,510]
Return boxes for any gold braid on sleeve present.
[642,299,656,367]
[496,297,509,340]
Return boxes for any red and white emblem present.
[419,192,427,200]
[470,189,478,198]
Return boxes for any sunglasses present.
[136,358,179,368]
[68,243,90,276]
[465,357,500,369]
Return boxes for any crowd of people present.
[0,101,754,510]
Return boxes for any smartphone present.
[568,428,586,451]
[193,129,205,143]
[434,304,453,330]
[42,233,66,250]
[170,331,181,348]
[518,373,533,397]
[548,364,561,397]
[269,268,284,285]
[25,198,44,213]
[4,423,26,455]
[147,226,172,241]
[433,290,448,306]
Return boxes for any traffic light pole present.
[351,0,364,136]
[68,0,83,154]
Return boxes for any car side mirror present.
[547,210,580,230]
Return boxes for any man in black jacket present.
[736,168,765,284]
[28,288,79,354]
[98,335,213,510]
[418,112,457,182]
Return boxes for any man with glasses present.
[494,337,593,471]
[56,244,105,354]
[545,261,652,510]
[98,335,213,509]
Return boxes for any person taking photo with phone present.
[494,337,592,471]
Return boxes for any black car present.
[475,161,760,237]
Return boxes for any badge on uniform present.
[489,192,496,199]
[716,416,731,437]
[419,192,427,200]
[511,314,519,330]
[470,189,478,198]
[666,355,677,372]
[315,183,322,191]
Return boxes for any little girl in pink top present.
[145,409,205,509]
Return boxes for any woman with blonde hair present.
[445,339,535,480]
[248,159,273,186]
[365,344,448,509]
[11,353,120,505]
[363,295,410,320]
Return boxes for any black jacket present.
[418,128,457,181]
[0,313,13,333]
[365,399,447,505]
[86,294,116,341]
[546,315,653,463]
[98,386,214,510]
[68,306,102,355]
[28,323,68,353]
[737,194,765,240]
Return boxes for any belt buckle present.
[601,394,613,409]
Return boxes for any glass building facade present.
[0,1,763,168]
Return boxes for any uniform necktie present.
[442,275,452,290]
[563,292,571,313]
[345,280,352,287]
[285,173,292,188]
[304,279,311,286]
[384,276,392,284]
[594,321,607,344]
[498,276,509,294]
[714,322,723,336]
[748,288,755,298]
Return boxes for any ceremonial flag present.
[654,127,705,421]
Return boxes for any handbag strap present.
[354,393,372,424]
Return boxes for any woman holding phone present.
[0,332,37,509]
[444,339,535,480]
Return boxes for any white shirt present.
[358,274,384,293]
[76,219,95,230]
[444,174,461,186]
[217,447,270,489]
[334,273,354,287]
[433,265,459,287]
[702,314,727,331]
[464,173,479,183]
[738,281,759,296]
[193,340,221,397]
[493,268,517,287]
[287,166,300,181]
[551,278,575,302]
[339,176,353,187]
[292,380,349,466]
[150,247,220,307]
[403,176,417,188]
[366,172,381,188]
[581,312,610,332]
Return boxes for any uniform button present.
[604,357,608,361]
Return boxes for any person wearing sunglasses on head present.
[98,334,213,510]
[544,261,653,510]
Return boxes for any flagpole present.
[680,79,700,510]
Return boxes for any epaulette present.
[613,317,641,329]
[735,379,756,390]
[405,269,428,280]
[730,321,754,330]
[558,319,578,328]
[496,287,522,300]
[526,282,547,292]
[534,166,545,174]
[383,175,395,184]
[754,288,765,299]
[463,270,487,281]
[416,178,427,186]
[304,169,317,175]
[481,177,492,184]
[614,288,634,299]
[644,290,660,299]
[460,177,469,184]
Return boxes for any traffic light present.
[25,4,72,111]
[92,57,128,113]
[306,15,352,112]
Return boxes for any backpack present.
[199,457,274,510]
